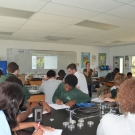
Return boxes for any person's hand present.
[42,102,51,113]
[56,99,63,105]
[103,98,116,102]
[66,100,76,106]
[99,95,104,100]
[32,129,43,135]
[40,125,55,132]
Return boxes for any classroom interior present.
[0,1,135,135]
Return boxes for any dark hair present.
[85,62,90,65]
[114,68,119,73]
[0,69,4,76]
[5,76,23,87]
[67,63,77,70]
[127,72,132,76]
[58,70,66,77]
[7,62,19,73]
[0,81,23,129]
[65,74,78,87]
[47,70,56,78]
[118,79,135,114]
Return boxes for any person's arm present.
[12,122,54,132]
[103,98,117,102]
[21,85,31,109]
[92,69,95,76]
[75,90,91,103]
[39,83,44,93]
[52,83,62,103]
[104,73,111,82]
[38,101,51,113]
[83,68,89,77]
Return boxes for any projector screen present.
[7,48,77,74]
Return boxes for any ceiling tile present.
[25,20,70,29]
[31,13,83,24]
[90,14,133,26]
[50,30,86,38]
[0,22,22,29]
[0,27,18,32]
[20,25,61,33]
[114,0,134,3]
[65,25,103,33]
[0,0,48,12]
[128,1,135,6]
[0,16,27,24]
[40,3,101,19]
[107,5,135,20]
[51,0,124,12]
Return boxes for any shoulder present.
[90,69,93,72]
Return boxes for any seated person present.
[99,73,126,102]
[39,70,62,104]
[56,69,66,81]
[127,72,132,79]
[0,81,54,135]
[97,78,135,135]
[52,74,91,106]
[5,76,51,123]
[96,68,119,96]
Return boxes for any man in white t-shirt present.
[67,63,88,94]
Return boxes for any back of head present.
[67,63,77,70]
[58,70,66,77]
[7,62,19,73]
[113,68,119,74]
[114,73,126,86]
[5,76,23,87]
[118,79,135,114]
[65,74,78,87]
[47,70,56,78]
[0,81,23,129]
[127,72,132,79]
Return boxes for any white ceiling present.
[0,0,135,47]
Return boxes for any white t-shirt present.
[97,113,135,135]
[0,110,11,135]
[74,71,88,94]
[39,79,62,104]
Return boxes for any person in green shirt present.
[52,74,91,106]
[0,62,51,122]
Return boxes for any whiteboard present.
[7,48,77,74]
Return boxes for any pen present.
[38,122,40,129]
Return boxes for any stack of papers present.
[43,129,62,135]
[49,104,70,110]
[91,98,103,103]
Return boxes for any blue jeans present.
[88,84,93,98]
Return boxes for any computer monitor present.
[92,70,99,78]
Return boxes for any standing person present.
[39,70,62,104]
[67,63,88,94]
[83,62,95,97]
[97,79,135,135]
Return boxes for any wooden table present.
[105,81,114,87]
[28,93,45,102]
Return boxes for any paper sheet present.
[43,129,62,135]
[91,98,103,103]
[49,104,70,110]
[28,110,48,118]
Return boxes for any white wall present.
[0,40,110,75]
[110,44,135,69]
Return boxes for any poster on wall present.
[125,55,129,71]
[92,55,96,66]
[81,52,90,68]
[99,53,106,67]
